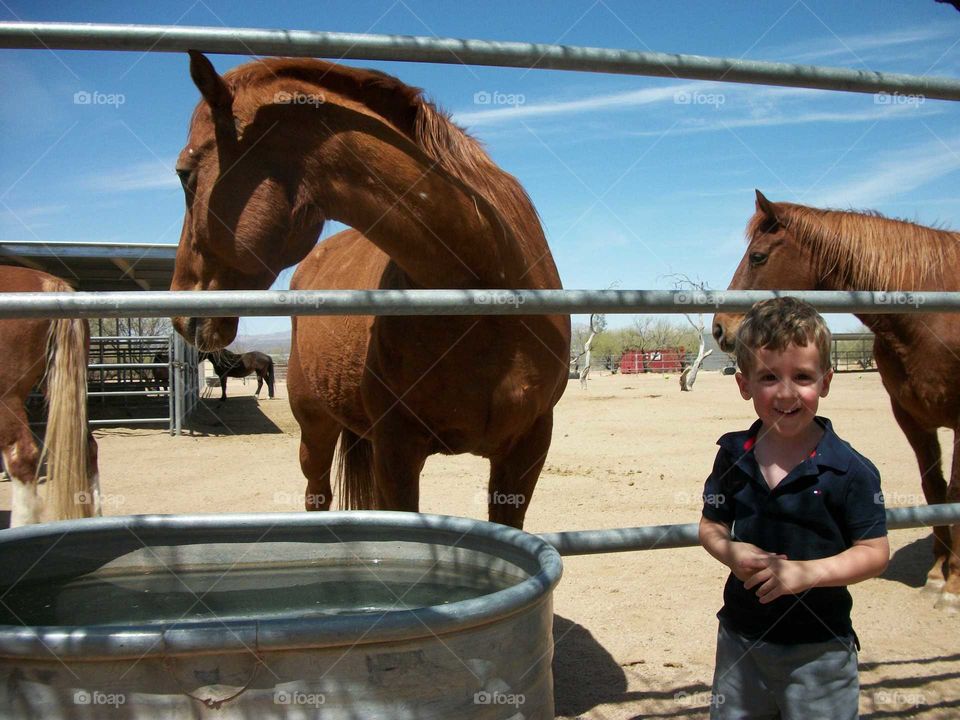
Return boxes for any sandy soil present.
[3,370,958,718]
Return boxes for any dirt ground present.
[3,370,958,718]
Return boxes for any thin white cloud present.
[455,83,714,126]
[85,161,179,193]
[455,78,941,131]
[769,26,957,65]
[625,103,942,137]
[0,203,69,222]
[807,135,960,208]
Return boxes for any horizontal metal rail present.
[1,22,959,100]
[88,390,169,397]
[0,289,957,320]
[91,335,169,342]
[539,503,960,556]
[89,417,169,426]
[88,362,167,370]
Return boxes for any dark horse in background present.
[714,190,960,611]
[151,351,170,392]
[200,349,275,401]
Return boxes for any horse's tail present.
[335,428,375,510]
[266,356,276,398]
[39,317,95,520]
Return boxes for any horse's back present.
[292,229,391,291]
[288,230,385,430]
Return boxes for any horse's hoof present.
[934,592,960,613]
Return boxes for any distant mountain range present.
[232,331,291,357]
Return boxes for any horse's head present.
[713,190,818,352]
[171,51,325,350]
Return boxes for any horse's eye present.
[749,252,768,267]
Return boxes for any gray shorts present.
[710,622,859,720]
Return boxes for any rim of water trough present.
[0,511,563,660]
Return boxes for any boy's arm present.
[745,536,890,604]
[699,515,784,582]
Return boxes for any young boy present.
[700,297,889,719]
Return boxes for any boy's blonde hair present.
[734,297,832,376]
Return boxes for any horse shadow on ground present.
[553,615,714,719]
[880,536,934,589]
[181,397,284,436]
[553,614,626,716]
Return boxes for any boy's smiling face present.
[736,342,833,441]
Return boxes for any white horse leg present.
[3,431,42,527]
[10,477,41,527]
[88,472,102,516]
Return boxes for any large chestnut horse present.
[0,266,99,526]
[713,190,960,610]
[170,53,570,528]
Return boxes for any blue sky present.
[1,1,958,336]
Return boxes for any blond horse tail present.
[40,317,94,520]
[335,428,375,510]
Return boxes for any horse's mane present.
[223,59,548,276]
[750,202,960,290]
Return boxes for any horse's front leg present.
[220,375,228,401]
[296,418,340,512]
[486,411,553,529]
[370,417,428,512]
[2,409,42,527]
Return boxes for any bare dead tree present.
[579,312,606,389]
[665,273,716,391]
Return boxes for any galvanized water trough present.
[0,511,562,719]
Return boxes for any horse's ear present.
[188,50,233,115]
[755,189,778,220]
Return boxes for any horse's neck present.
[303,113,535,289]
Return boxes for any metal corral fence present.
[29,330,200,436]
[1,23,959,545]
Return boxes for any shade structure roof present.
[0,241,178,292]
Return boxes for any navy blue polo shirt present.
[702,416,887,645]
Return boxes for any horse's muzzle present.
[173,316,238,351]
[712,314,738,353]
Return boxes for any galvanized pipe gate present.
[1,21,959,548]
